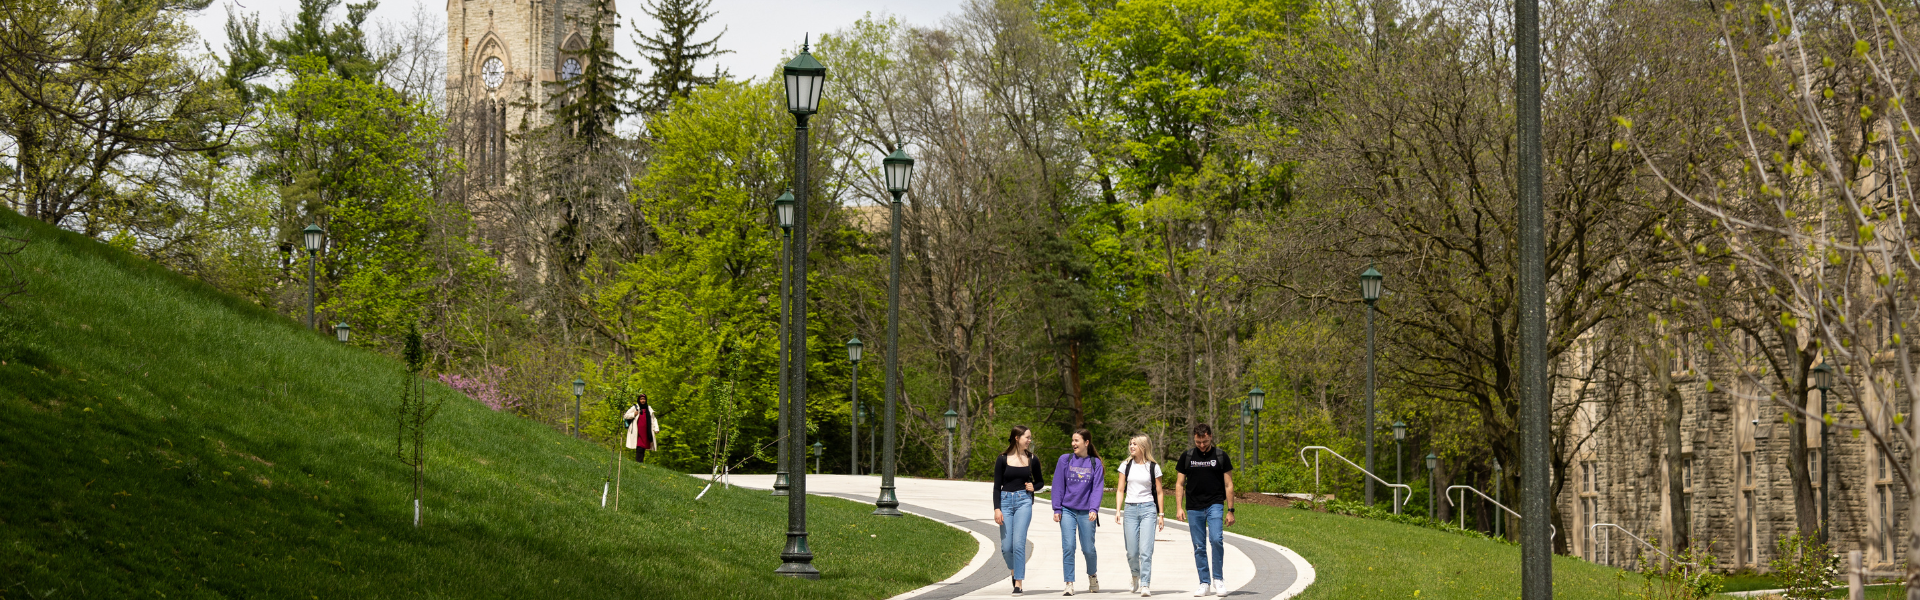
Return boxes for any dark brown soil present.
[1234,491,1295,508]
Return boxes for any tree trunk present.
[1783,340,1818,539]
[1642,344,1691,552]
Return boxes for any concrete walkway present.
[715,474,1315,599]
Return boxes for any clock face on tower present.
[482,57,505,89]
[561,58,582,81]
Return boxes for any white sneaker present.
[1065,581,1075,596]
[1139,585,1151,597]
[1089,576,1099,593]
[1130,576,1140,593]
[1211,581,1226,596]
[1193,585,1208,597]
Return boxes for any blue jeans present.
[999,491,1034,580]
[1186,503,1225,584]
[1123,502,1158,586]
[1060,508,1097,582]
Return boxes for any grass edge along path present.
[0,207,971,599]
[1233,501,1655,599]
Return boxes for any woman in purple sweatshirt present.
[1052,428,1105,595]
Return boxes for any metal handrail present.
[1589,523,1699,574]
[1444,485,1557,541]
[1298,446,1413,514]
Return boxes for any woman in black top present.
[993,425,1041,595]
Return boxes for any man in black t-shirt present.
[1174,423,1234,596]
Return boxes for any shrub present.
[1622,543,1724,600]
[1768,532,1840,600]
[1299,497,1506,543]
[440,365,524,412]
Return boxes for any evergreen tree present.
[221,0,394,103]
[550,0,635,144]
[631,0,729,114]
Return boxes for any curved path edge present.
[697,474,1315,599]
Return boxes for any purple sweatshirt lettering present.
[1051,454,1105,514]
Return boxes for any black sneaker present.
[1012,584,1023,596]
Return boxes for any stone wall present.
[1558,361,1908,573]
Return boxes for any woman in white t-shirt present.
[1113,433,1166,596]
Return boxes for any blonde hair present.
[1128,434,1157,464]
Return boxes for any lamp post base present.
[776,535,819,579]
[772,471,790,496]
[872,485,902,516]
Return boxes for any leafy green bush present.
[1297,498,1507,543]
[1243,461,1309,493]
[1620,544,1724,600]
[1769,532,1840,599]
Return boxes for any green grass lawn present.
[1042,487,1633,598]
[1230,502,1646,599]
[0,208,971,598]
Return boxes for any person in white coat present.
[622,394,659,463]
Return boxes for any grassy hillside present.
[0,209,971,599]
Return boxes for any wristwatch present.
[1226,508,1235,513]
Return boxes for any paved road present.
[712,474,1315,599]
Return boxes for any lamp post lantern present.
[876,147,913,517]
[303,224,324,331]
[572,378,585,438]
[943,409,959,479]
[1393,420,1407,486]
[773,190,796,497]
[1813,361,1834,543]
[848,337,862,476]
[776,40,825,580]
[335,323,351,343]
[1426,453,1439,520]
[1361,266,1382,505]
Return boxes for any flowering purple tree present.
[440,366,524,413]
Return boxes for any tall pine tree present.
[631,0,729,114]
[551,0,635,144]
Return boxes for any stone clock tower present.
[447,0,611,185]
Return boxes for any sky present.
[185,0,969,83]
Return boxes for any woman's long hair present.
[1073,428,1100,460]
[1002,425,1031,456]
[1128,434,1156,465]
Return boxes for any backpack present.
[1123,460,1160,515]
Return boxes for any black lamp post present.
[944,408,959,479]
[1515,0,1550,587]
[1393,420,1407,485]
[1361,266,1382,505]
[304,224,324,331]
[335,322,351,343]
[876,148,913,517]
[848,337,862,476]
[1248,387,1265,475]
[774,190,795,497]
[1426,453,1438,520]
[1813,361,1834,544]
[812,440,824,474]
[572,378,586,438]
[776,40,825,580]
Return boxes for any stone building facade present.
[446,0,610,185]
[1556,342,1909,573]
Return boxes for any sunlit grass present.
[0,208,970,599]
